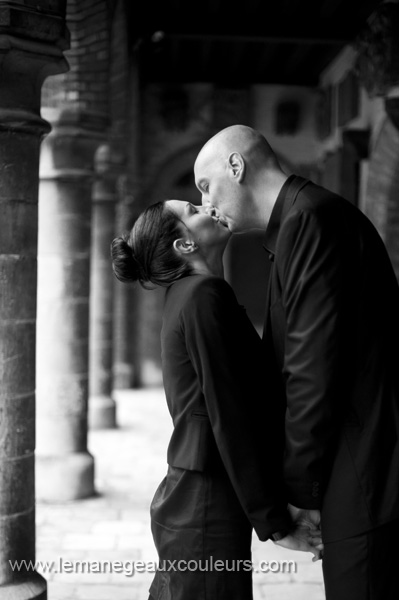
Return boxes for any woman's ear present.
[227,152,245,182]
[173,238,198,255]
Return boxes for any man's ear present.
[173,238,197,255]
[227,152,245,182]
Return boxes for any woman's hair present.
[110,201,191,288]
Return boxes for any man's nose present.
[204,204,216,216]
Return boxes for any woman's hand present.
[273,524,323,561]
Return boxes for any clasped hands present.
[272,505,324,562]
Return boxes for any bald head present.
[195,125,278,172]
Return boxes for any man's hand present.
[288,504,321,530]
[273,523,323,561]
[272,505,323,561]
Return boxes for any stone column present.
[89,144,118,429]
[112,187,139,389]
[0,3,68,597]
[36,110,104,501]
[112,51,142,389]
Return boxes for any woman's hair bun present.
[110,234,141,283]
[111,200,192,288]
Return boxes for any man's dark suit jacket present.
[263,174,399,543]
[161,274,291,541]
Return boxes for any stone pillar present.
[89,144,118,429]
[112,187,139,389]
[112,50,141,390]
[36,110,104,501]
[0,2,68,597]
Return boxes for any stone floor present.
[36,388,325,600]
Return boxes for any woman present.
[111,200,318,600]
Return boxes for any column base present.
[36,452,95,502]
[89,395,117,430]
[0,571,47,600]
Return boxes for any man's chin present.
[232,223,264,234]
[228,223,245,235]
[220,218,255,235]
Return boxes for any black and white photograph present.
[0,1,398,599]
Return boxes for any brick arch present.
[144,143,204,206]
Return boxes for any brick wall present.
[41,0,114,120]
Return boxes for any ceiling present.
[128,0,385,87]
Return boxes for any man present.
[194,124,399,599]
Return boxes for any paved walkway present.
[36,388,325,599]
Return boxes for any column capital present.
[39,108,108,182]
[0,1,69,49]
[0,51,68,124]
[0,2,69,117]
[0,46,68,121]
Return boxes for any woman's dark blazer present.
[262,175,399,543]
[161,274,291,541]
